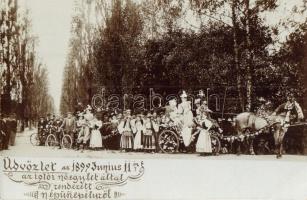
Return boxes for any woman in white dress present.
[196,110,213,156]
[89,117,103,150]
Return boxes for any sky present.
[18,0,306,113]
[20,0,75,113]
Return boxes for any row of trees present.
[0,0,54,126]
[60,0,306,115]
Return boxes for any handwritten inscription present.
[2,157,145,200]
[4,158,56,172]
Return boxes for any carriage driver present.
[272,93,304,124]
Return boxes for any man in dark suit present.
[0,114,10,150]
[38,117,47,145]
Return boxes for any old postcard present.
[1,0,307,199]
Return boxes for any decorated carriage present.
[158,121,221,154]
[157,112,307,156]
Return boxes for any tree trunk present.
[232,0,244,112]
[244,0,253,112]
[4,45,12,115]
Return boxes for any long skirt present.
[120,131,134,150]
[181,126,192,147]
[196,130,212,153]
[143,130,155,150]
[89,130,103,148]
[133,131,143,150]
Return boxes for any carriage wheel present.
[61,135,72,149]
[45,134,57,147]
[158,130,179,153]
[210,135,221,155]
[30,133,40,146]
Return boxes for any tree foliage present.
[60,0,306,115]
[0,0,54,123]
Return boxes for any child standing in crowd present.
[143,112,159,152]
[117,110,134,152]
[89,116,103,150]
[133,113,145,151]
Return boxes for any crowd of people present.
[2,89,304,155]
[37,90,221,155]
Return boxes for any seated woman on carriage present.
[165,98,180,125]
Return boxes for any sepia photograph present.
[0,0,307,199]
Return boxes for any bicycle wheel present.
[45,134,57,147]
[158,129,179,153]
[30,133,40,146]
[61,135,72,149]
[210,135,221,155]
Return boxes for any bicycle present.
[30,127,49,146]
[45,126,73,149]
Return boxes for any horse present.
[234,112,288,158]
